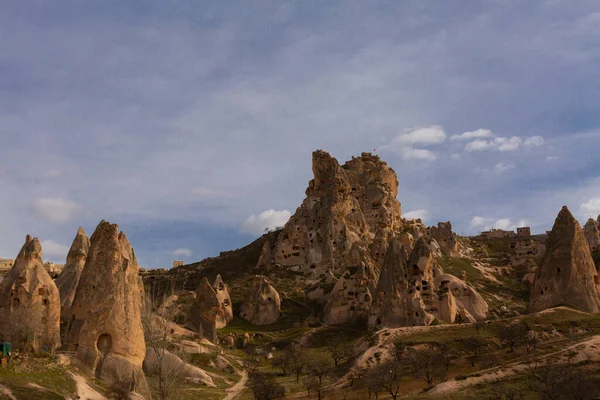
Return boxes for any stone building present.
[516,227,531,238]
[173,260,184,268]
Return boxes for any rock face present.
[212,275,233,328]
[530,206,600,313]
[324,263,376,325]
[55,227,90,324]
[428,222,456,254]
[240,276,281,325]
[584,217,600,253]
[368,236,488,329]
[271,151,401,279]
[188,278,220,343]
[66,221,149,397]
[0,236,60,352]
[143,348,215,387]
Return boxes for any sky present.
[1,0,600,268]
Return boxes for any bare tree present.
[406,345,447,389]
[463,336,486,367]
[498,321,529,352]
[528,356,600,400]
[371,360,404,400]
[327,342,354,367]
[487,386,523,400]
[290,351,308,382]
[248,372,285,400]
[141,293,183,400]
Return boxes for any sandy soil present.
[69,372,107,400]
[223,371,248,400]
[427,334,600,396]
[0,384,16,400]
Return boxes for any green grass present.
[0,356,77,400]
[438,256,483,283]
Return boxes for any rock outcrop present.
[0,236,60,352]
[530,206,600,313]
[240,276,281,325]
[434,273,488,322]
[212,275,233,328]
[584,217,600,253]
[324,263,376,325]
[66,221,150,397]
[270,151,401,278]
[55,227,90,324]
[143,348,215,387]
[368,237,409,327]
[188,278,220,343]
[428,222,456,254]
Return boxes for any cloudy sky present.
[2,1,600,268]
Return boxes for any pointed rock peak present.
[213,274,225,287]
[77,226,85,236]
[384,237,408,265]
[18,236,42,259]
[312,149,343,183]
[67,226,91,260]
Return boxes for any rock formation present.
[188,278,220,343]
[428,222,456,254]
[66,220,150,397]
[434,273,488,322]
[530,206,600,313]
[212,275,233,328]
[55,227,90,324]
[324,263,376,325]
[0,236,60,352]
[240,275,281,325]
[368,237,409,327]
[584,217,600,253]
[270,151,401,278]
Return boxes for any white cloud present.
[403,209,429,221]
[172,248,192,257]
[524,136,544,147]
[581,198,600,218]
[494,162,515,173]
[545,156,558,162]
[451,129,494,141]
[494,136,522,151]
[465,136,537,152]
[389,126,446,146]
[32,198,81,224]
[40,240,69,261]
[451,153,461,160]
[401,147,437,161]
[471,216,493,228]
[493,218,514,230]
[466,139,493,152]
[241,209,291,235]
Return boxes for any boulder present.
[0,236,60,352]
[240,276,281,325]
[530,206,600,313]
[435,273,488,321]
[66,220,150,397]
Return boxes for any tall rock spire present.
[530,206,600,313]
[66,220,150,397]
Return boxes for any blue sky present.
[2,0,600,268]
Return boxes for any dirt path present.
[223,371,248,400]
[427,334,600,396]
[69,372,107,400]
[0,384,16,400]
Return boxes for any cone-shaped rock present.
[188,278,219,343]
[368,237,409,328]
[530,206,600,313]
[66,220,150,397]
[584,218,600,253]
[240,276,281,325]
[212,275,233,328]
[0,236,60,352]
[55,227,90,321]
